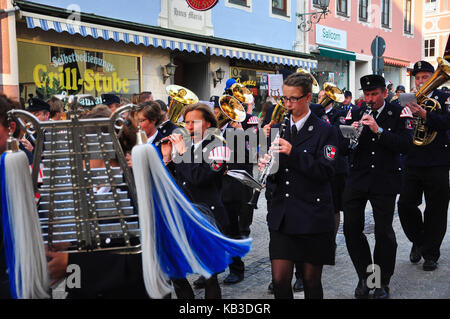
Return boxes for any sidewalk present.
[191,191,450,299]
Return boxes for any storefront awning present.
[383,57,410,68]
[209,43,318,69]
[319,46,356,61]
[20,7,317,70]
[23,11,208,54]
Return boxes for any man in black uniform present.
[343,74,413,299]
[161,103,230,299]
[397,60,450,271]
[218,95,257,285]
[339,91,355,112]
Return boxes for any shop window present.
[86,51,104,73]
[404,0,412,34]
[358,0,368,22]
[272,0,288,16]
[336,0,348,17]
[424,39,436,57]
[381,0,391,28]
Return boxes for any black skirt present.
[269,230,336,266]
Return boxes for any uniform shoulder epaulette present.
[247,116,259,125]
[400,106,413,118]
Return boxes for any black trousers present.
[397,166,449,262]
[223,201,247,276]
[343,188,397,285]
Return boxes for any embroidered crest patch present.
[324,145,337,161]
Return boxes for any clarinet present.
[248,110,292,209]
[349,104,373,150]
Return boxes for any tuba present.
[166,85,199,126]
[318,82,345,107]
[229,83,254,105]
[296,68,321,94]
[412,57,450,146]
[217,95,247,128]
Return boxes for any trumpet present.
[347,103,373,150]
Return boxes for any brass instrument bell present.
[229,83,254,104]
[296,68,320,94]
[166,85,199,126]
[217,95,247,128]
[318,82,345,107]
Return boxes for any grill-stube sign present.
[186,0,218,11]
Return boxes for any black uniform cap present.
[27,97,50,112]
[359,74,386,91]
[411,60,435,76]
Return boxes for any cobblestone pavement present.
[53,191,449,300]
[189,190,450,299]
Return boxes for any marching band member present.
[397,60,450,271]
[125,101,164,167]
[342,74,413,299]
[160,103,231,299]
[260,72,338,299]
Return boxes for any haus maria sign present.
[186,0,218,11]
[315,24,347,50]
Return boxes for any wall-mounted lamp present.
[296,0,330,32]
[212,67,226,88]
[162,61,177,83]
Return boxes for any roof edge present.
[14,0,316,60]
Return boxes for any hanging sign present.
[268,74,284,97]
[186,0,219,11]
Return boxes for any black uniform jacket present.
[221,124,253,204]
[171,137,229,231]
[267,112,338,235]
[404,89,450,168]
[344,101,413,194]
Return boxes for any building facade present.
[306,0,424,100]
[1,0,319,114]
[422,0,450,70]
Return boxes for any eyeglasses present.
[281,94,308,103]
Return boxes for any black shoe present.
[267,282,274,294]
[423,260,438,271]
[193,276,206,289]
[354,279,370,299]
[410,245,421,263]
[373,285,390,299]
[293,277,304,292]
[223,273,244,285]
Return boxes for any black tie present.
[291,125,298,138]
[372,110,378,119]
